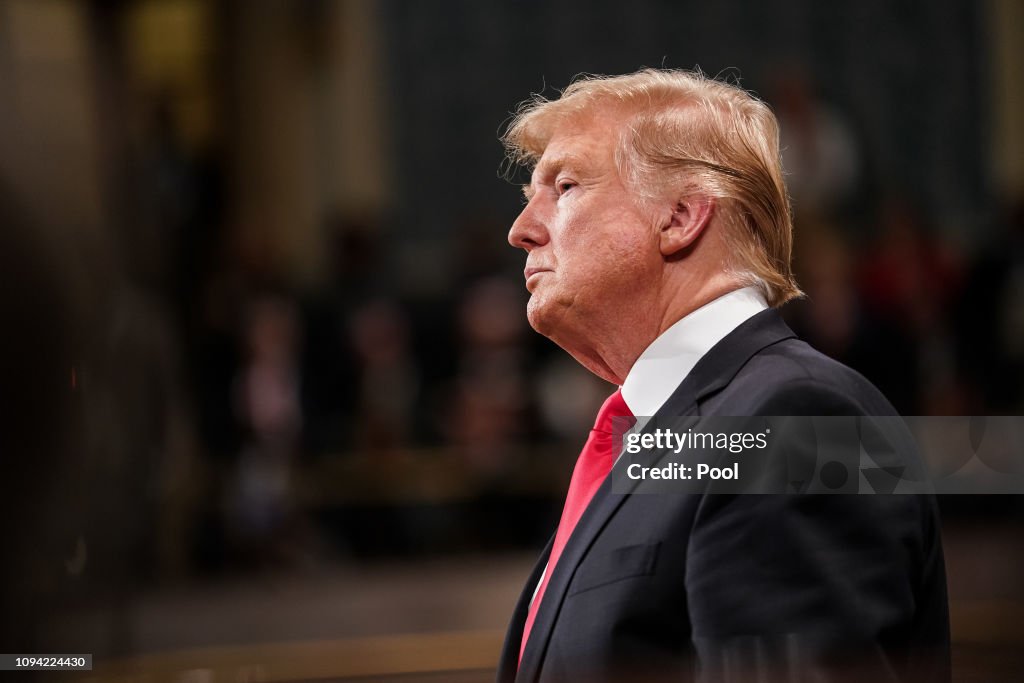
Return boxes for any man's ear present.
[659,194,715,257]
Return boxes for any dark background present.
[1,0,1022,680]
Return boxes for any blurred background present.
[1,0,1022,680]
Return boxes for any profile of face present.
[507,111,666,362]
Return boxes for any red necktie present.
[519,388,634,662]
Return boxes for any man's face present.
[508,111,664,351]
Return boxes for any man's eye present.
[557,181,576,195]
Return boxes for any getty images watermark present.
[609,416,1024,494]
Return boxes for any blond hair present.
[502,69,802,307]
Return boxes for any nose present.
[508,201,549,251]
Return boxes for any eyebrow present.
[521,152,591,201]
[536,152,588,178]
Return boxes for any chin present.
[526,295,579,347]
[525,297,552,335]
[526,292,573,339]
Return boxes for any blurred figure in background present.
[445,277,530,479]
[299,215,379,455]
[772,70,862,218]
[957,196,1024,413]
[225,293,305,569]
[858,198,966,414]
[349,297,420,454]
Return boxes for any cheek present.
[573,223,654,286]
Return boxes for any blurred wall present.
[223,0,391,287]
[989,0,1024,198]
[0,0,108,277]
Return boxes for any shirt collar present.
[620,286,769,416]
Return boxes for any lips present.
[523,266,551,292]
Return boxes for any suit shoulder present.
[710,338,898,416]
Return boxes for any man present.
[497,70,949,683]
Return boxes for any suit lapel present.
[513,308,797,682]
[496,534,554,683]
[514,469,633,681]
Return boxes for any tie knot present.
[593,389,634,434]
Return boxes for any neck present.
[558,271,745,386]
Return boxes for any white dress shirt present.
[620,286,769,417]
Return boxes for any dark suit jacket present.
[498,309,950,683]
